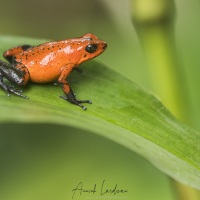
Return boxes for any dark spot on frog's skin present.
[22,45,32,51]
[48,48,50,50]
[84,54,87,57]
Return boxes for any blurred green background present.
[0,0,200,199]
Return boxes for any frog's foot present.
[0,61,30,99]
[0,80,28,99]
[60,93,92,110]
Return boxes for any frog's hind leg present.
[0,61,30,98]
[3,45,33,64]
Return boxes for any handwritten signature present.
[72,180,128,199]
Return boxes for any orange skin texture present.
[4,33,107,85]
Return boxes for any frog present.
[0,33,107,110]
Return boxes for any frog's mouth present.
[103,43,107,50]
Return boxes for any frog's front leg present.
[0,61,30,98]
[58,65,92,110]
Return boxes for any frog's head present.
[77,33,107,65]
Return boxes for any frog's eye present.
[85,44,97,53]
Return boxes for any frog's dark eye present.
[85,44,97,53]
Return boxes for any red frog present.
[0,33,107,110]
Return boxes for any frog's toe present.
[60,95,90,110]
[7,86,28,99]
[0,81,28,99]
[78,99,92,104]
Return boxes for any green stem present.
[172,180,200,200]
[135,23,189,123]
[130,0,200,199]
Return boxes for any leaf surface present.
[0,35,200,189]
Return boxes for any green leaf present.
[0,35,200,189]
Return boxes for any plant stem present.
[172,180,200,200]
[130,0,200,199]
[134,23,189,122]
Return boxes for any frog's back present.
[14,41,73,83]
